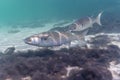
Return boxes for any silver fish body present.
[66,12,103,32]
[24,31,85,47]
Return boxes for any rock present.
[4,47,15,55]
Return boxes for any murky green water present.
[0,0,119,24]
[0,0,120,52]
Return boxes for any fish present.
[24,31,86,47]
[66,12,103,32]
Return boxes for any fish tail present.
[95,11,103,26]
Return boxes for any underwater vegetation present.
[0,45,119,80]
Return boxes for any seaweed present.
[0,46,119,80]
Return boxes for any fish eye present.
[41,36,48,41]
[28,39,32,42]
[81,24,84,27]
[24,38,32,44]
[73,26,76,29]
[69,25,76,30]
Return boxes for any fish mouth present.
[23,38,31,44]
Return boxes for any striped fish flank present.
[24,31,85,47]
[66,12,103,32]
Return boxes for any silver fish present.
[24,31,86,47]
[66,12,103,32]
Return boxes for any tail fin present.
[95,11,103,26]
